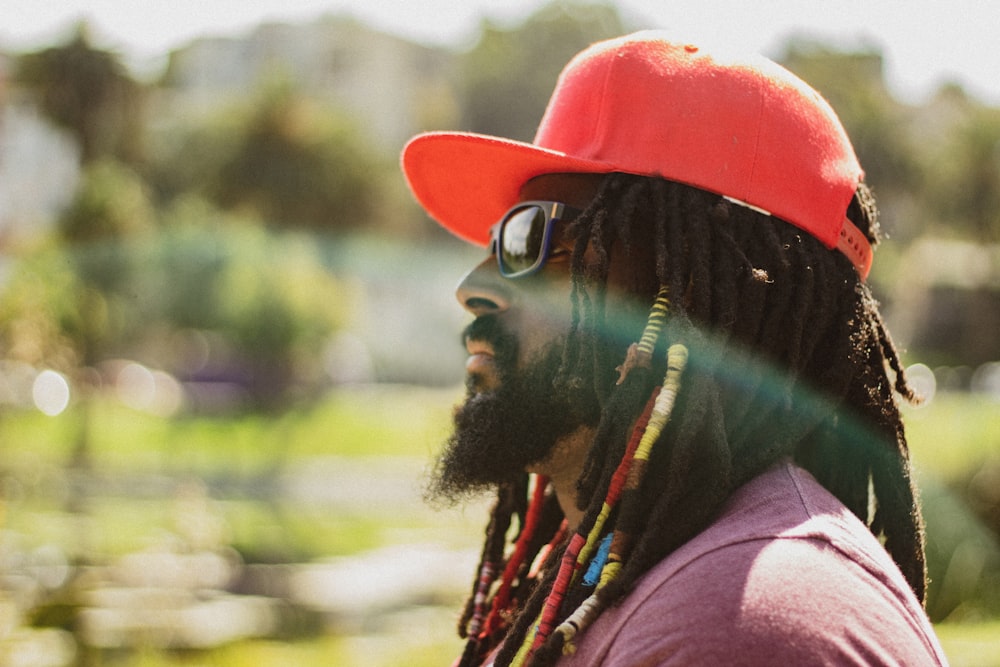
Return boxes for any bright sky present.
[2,0,999,105]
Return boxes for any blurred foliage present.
[156,215,349,409]
[923,95,1000,243]
[129,212,350,410]
[906,394,1000,623]
[4,200,349,409]
[157,84,385,232]
[0,242,80,372]
[58,159,156,243]
[14,22,145,164]
[55,160,157,367]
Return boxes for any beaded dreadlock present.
[454,173,926,667]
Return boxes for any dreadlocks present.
[455,173,926,667]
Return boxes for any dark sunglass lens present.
[500,206,547,274]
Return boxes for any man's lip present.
[465,352,495,376]
[465,339,499,389]
[465,339,495,357]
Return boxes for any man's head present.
[402,31,924,667]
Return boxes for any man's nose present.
[455,258,511,316]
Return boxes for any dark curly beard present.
[427,315,600,503]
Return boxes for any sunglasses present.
[489,200,583,278]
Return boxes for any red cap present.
[402,31,872,278]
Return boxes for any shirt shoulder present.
[561,462,948,666]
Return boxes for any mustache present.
[461,314,503,347]
[461,314,520,373]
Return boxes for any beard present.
[427,315,601,504]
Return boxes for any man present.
[402,32,947,666]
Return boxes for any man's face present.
[427,174,607,501]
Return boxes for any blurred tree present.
[15,22,145,164]
[149,203,348,411]
[457,1,626,140]
[4,194,348,413]
[56,160,156,366]
[213,224,347,409]
[59,159,156,244]
[205,84,383,232]
[0,243,80,373]
[923,93,1000,243]
[144,109,238,207]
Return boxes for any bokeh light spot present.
[32,369,71,416]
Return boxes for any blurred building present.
[157,15,457,152]
[0,54,80,249]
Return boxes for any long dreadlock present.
[455,172,926,667]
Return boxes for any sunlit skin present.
[454,173,608,531]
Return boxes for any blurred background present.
[0,1,998,665]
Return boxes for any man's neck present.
[527,425,594,532]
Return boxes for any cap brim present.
[401,132,616,246]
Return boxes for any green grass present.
[0,384,489,563]
[221,499,449,562]
[0,384,460,474]
[3,471,488,562]
[904,392,1000,482]
[104,633,465,667]
[936,620,1000,667]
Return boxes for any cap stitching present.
[589,47,619,161]
[744,64,767,204]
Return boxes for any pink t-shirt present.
[549,461,948,666]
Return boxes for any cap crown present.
[534,33,862,252]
